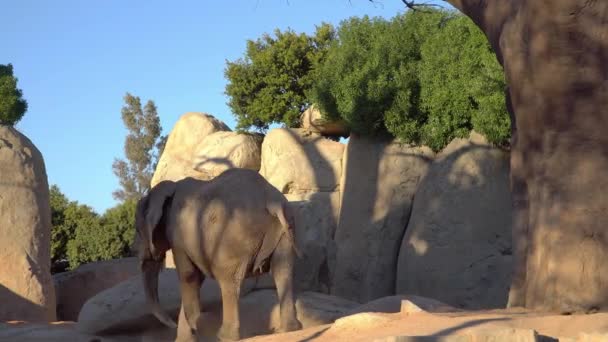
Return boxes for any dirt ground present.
[242,308,608,342]
[2,309,608,341]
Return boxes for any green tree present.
[224,23,336,131]
[311,9,508,151]
[112,93,165,201]
[67,200,137,269]
[417,14,509,150]
[50,185,71,264]
[0,64,28,126]
[311,11,448,140]
[62,203,101,268]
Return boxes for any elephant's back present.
[174,168,277,230]
[204,168,270,205]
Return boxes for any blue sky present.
[1,0,449,213]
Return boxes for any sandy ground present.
[2,309,608,341]
[242,309,608,342]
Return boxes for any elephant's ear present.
[140,180,176,259]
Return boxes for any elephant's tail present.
[271,202,303,259]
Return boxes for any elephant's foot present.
[217,323,240,342]
[278,318,303,333]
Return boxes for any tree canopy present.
[0,64,28,126]
[416,13,509,150]
[112,93,166,201]
[311,9,508,151]
[224,23,335,131]
[50,185,137,271]
[224,9,509,151]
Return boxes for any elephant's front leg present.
[271,236,303,333]
[174,249,204,342]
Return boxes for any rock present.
[396,132,512,309]
[77,269,225,334]
[77,268,355,338]
[375,329,539,342]
[332,312,393,331]
[462,328,539,342]
[137,290,357,342]
[576,333,608,342]
[259,128,344,295]
[0,322,114,342]
[286,192,340,293]
[259,128,344,194]
[192,131,264,177]
[332,135,434,302]
[151,112,230,187]
[0,126,56,322]
[300,105,349,138]
[225,290,358,339]
[346,295,457,316]
[399,296,458,315]
[53,257,139,321]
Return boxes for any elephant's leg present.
[217,268,245,342]
[174,249,204,341]
[271,236,303,333]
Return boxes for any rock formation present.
[53,257,139,321]
[332,135,434,302]
[300,105,349,138]
[396,132,512,309]
[192,131,264,177]
[151,112,230,187]
[259,128,344,293]
[0,126,56,322]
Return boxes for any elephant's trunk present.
[142,258,177,328]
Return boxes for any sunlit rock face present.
[396,132,512,309]
[0,125,56,322]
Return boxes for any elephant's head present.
[135,180,177,328]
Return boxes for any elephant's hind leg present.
[271,236,303,333]
[217,263,247,342]
[174,249,204,342]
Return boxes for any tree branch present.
[401,0,445,12]
[381,0,513,61]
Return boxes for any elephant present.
[135,168,304,341]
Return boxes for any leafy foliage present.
[311,12,448,139]
[224,23,335,131]
[67,200,137,269]
[50,185,137,271]
[417,14,509,150]
[65,200,136,269]
[50,185,72,265]
[0,64,28,126]
[311,10,509,151]
[112,93,166,201]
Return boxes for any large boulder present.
[286,192,340,293]
[374,329,539,342]
[192,131,264,177]
[53,257,139,321]
[0,126,56,322]
[332,135,434,303]
[396,132,512,309]
[77,269,358,340]
[0,322,112,342]
[260,128,345,293]
[300,105,349,138]
[345,295,457,316]
[260,128,344,194]
[151,112,230,187]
